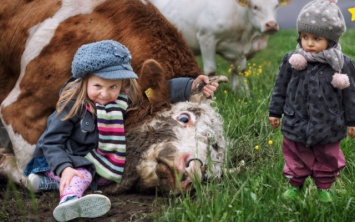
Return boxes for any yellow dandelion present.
[268,140,273,145]
[255,145,260,150]
[224,90,228,94]
[228,68,232,73]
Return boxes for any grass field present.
[154,29,355,221]
[2,29,355,222]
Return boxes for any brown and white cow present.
[0,0,227,194]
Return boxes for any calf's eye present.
[178,113,190,123]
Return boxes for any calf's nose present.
[185,158,206,181]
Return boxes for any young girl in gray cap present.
[24,40,218,221]
[269,0,355,203]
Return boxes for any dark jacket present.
[269,52,355,147]
[24,77,194,178]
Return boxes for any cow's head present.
[237,0,293,34]
[131,100,225,194]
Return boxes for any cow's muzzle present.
[185,158,207,182]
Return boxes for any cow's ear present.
[279,0,292,6]
[138,59,170,104]
[236,0,249,7]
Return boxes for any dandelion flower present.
[268,140,273,145]
[255,145,260,150]
[224,90,228,94]
[228,68,232,73]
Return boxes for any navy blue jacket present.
[269,52,355,147]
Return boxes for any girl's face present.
[300,32,329,54]
[87,75,123,105]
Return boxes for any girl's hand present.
[192,75,219,98]
[269,117,280,129]
[59,167,84,194]
[348,127,355,139]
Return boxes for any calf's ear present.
[236,0,249,7]
[138,59,171,105]
[279,0,292,6]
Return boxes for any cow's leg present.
[197,33,217,76]
[0,153,27,186]
[1,96,46,186]
[0,117,35,185]
[0,121,12,149]
[231,58,250,94]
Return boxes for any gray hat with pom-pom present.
[71,40,138,80]
[296,0,346,43]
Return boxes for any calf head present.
[127,101,225,195]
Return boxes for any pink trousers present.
[282,137,345,189]
[45,168,113,202]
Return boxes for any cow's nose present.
[264,21,279,32]
[185,158,205,180]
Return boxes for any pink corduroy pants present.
[282,137,345,189]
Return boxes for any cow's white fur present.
[149,0,291,89]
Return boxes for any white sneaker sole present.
[53,194,111,221]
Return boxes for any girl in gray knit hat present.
[23,40,219,221]
[268,0,355,203]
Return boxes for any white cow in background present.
[150,0,292,91]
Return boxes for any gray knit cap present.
[296,0,346,43]
[72,40,138,80]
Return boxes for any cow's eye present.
[178,113,190,123]
[253,5,259,11]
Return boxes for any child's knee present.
[77,168,93,182]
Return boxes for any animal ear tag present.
[279,0,291,6]
[145,88,154,102]
[236,0,249,7]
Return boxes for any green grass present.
[155,28,355,221]
[2,29,355,221]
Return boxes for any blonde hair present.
[56,76,142,121]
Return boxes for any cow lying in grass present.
[0,0,227,194]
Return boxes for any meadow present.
[1,29,355,222]
[154,29,355,221]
